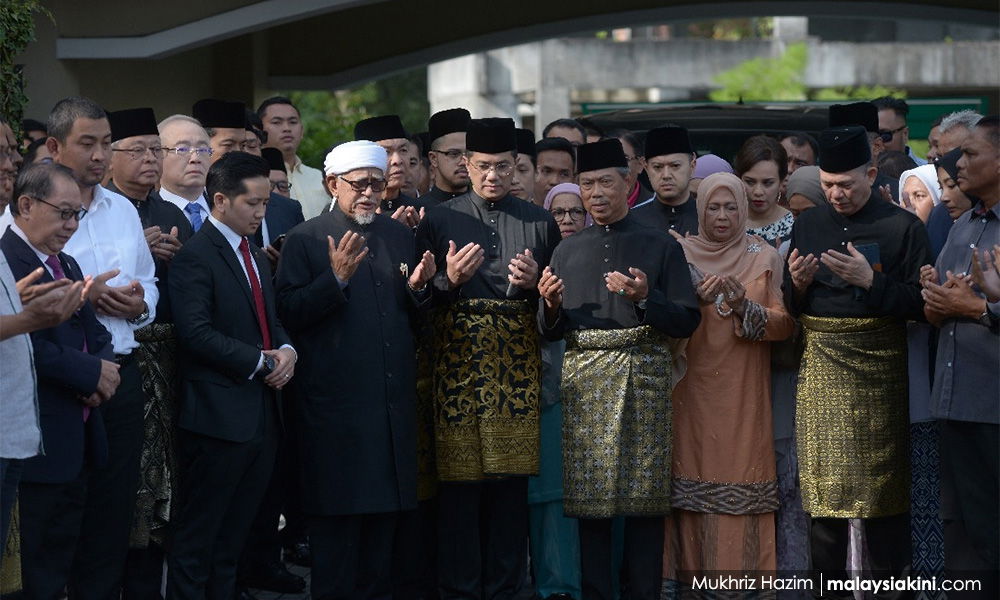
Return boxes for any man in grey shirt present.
[922,115,999,593]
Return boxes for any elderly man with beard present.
[275,140,435,599]
[355,115,431,227]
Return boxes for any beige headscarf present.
[678,172,784,300]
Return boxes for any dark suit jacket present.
[169,220,291,443]
[254,191,305,249]
[1,229,111,484]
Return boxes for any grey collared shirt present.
[0,248,42,459]
[929,202,1000,424]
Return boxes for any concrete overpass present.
[16,0,1000,119]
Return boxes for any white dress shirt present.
[63,184,157,355]
[285,156,329,220]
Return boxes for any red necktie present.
[238,237,272,351]
[46,255,90,422]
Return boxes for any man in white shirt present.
[158,114,214,232]
[44,96,157,600]
[258,96,329,220]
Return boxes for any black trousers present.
[20,470,89,600]
[240,398,307,574]
[167,399,278,600]
[70,359,146,600]
[436,478,530,600]
[392,498,438,600]
[940,420,999,599]
[578,516,663,600]
[810,514,911,599]
[309,512,398,600]
[123,544,167,600]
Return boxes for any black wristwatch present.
[260,354,276,378]
[978,307,997,328]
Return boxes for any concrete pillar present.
[428,53,518,120]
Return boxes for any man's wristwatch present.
[978,307,996,328]
[260,354,276,378]
[127,303,150,325]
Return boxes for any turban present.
[324,140,388,176]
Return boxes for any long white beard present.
[352,211,375,226]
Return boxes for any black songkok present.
[577,139,628,173]
[261,147,286,173]
[466,118,517,154]
[818,126,872,173]
[644,125,693,160]
[192,99,246,129]
[428,108,471,143]
[108,108,158,143]
[516,128,536,157]
[354,115,407,142]
[828,102,879,133]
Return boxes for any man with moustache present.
[2,162,117,599]
[537,139,700,600]
[631,125,699,236]
[258,96,329,220]
[828,102,898,198]
[532,137,576,208]
[37,97,158,600]
[105,107,194,598]
[783,126,931,591]
[780,132,819,175]
[167,152,296,600]
[276,140,436,598]
[416,118,560,599]
[355,115,430,220]
[422,108,472,206]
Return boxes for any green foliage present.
[687,18,775,40]
[284,69,429,170]
[0,0,50,131]
[709,43,906,104]
[709,42,808,102]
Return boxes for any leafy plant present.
[0,0,50,132]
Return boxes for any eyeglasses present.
[33,197,88,221]
[111,146,164,160]
[877,125,906,143]
[432,149,464,160]
[165,146,213,157]
[578,175,619,191]
[339,176,386,193]
[550,207,587,221]
[623,154,642,163]
[467,160,514,177]
[270,181,292,193]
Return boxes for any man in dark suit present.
[167,151,296,600]
[275,140,436,598]
[1,162,120,599]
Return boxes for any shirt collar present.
[207,214,244,252]
[9,222,53,264]
[288,155,305,174]
[969,201,1000,221]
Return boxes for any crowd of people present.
[0,93,997,600]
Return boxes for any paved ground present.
[249,562,311,600]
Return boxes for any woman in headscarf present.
[663,173,794,582]
[899,163,942,224]
[527,183,589,600]
[784,165,827,218]
[688,153,734,195]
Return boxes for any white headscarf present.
[899,164,942,206]
[323,140,387,176]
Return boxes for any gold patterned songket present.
[562,325,673,518]
[433,299,541,481]
[796,315,910,518]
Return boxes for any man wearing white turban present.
[274,140,437,598]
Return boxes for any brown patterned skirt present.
[796,315,910,518]
[561,325,672,518]
[130,323,179,547]
[433,299,541,482]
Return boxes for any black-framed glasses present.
[33,197,87,221]
[270,180,292,193]
[111,146,165,160]
[467,160,514,177]
[339,176,386,193]
[165,146,213,157]
[550,207,587,221]
[877,125,906,143]
[432,148,464,160]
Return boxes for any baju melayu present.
[630,192,699,237]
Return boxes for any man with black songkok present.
[828,102,897,198]
[538,139,700,600]
[511,128,537,204]
[783,125,931,590]
[422,108,472,206]
[106,107,193,598]
[355,115,431,223]
[415,118,560,599]
[631,125,699,236]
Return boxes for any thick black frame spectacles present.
[33,197,88,221]
[338,176,387,193]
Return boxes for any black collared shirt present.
[630,192,699,237]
